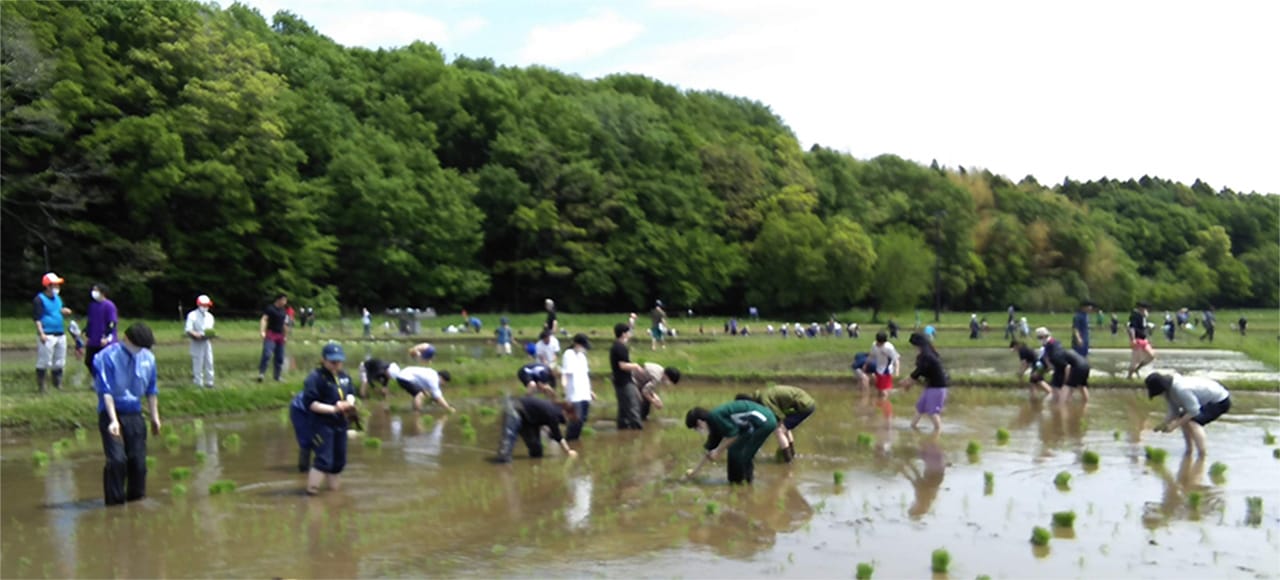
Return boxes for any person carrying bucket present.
[683,399,778,484]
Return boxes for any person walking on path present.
[298,343,356,495]
[1199,306,1216,343]
[560,333,595,441]
[1072,300,1094,357]
[361,308,372,338]
[84,283,118,376]
[185,295,216,388]
[34,272,73,392]
[650,300,668,351]
[1126,302,1156,379]
[904,332,950,433]
[968,314,981,339]
[1145,373,1231,457]
[95,323,161,505]
[633,362,681,422]
[683,399,778,484]
[741,385,816,462]
[493,396,578,463]
[868,331,901,397]
[609,323,646,429]
[258,293,289,382]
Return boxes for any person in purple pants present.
[903,332,950,433]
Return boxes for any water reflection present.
[566,474,593,530]
[1144,454,1217,528]
[687,475,814,559]
[900,433,946,519]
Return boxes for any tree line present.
[3,1,1276,317]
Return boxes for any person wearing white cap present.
[33,272,72,392]
[185,295,216,388]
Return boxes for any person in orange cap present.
[185,295,216,388]
[33,272,72,392]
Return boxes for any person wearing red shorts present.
[868,331,900,398]
[1126,302,1156,379]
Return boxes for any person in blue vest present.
[294,343,356,495]
[94,323,161,505]
[519,361,555,397]
[33,272,73,392]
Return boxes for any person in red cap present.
[185,295,216,388]
[33,272,72,392]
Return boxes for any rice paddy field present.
[2,383,1278,578]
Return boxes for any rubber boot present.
[52,369,63,390]
[37,369,47,393]
[297,448,311,473]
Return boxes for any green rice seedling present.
[977,576,992,580]
[1187,491,1203,510]
[1144,446,1168,465]
[1273,448,1279,459]
[983,471,994,494]
[192,419,204,432]
[1113,430,1121,441]
[1264,430,1276,445]
[855,433,873,448]
[1082,450,1100,468]
[833,471,846,486]
[1209,462,1227,481]
[74,428,87,442]
[1052,510,1076,528]
[164,433,181,448]
[279,407,291,425]
[1245,497,1262,525]
[194,451,207,464]
[1031,526,1051,546]
[146,456,157,469]
[171,483,188,497]
[996,428,1010,444]
[461,426,478,441]
[491,544,507,555]
[419,414,435,427]
[478,406,497,418]
[458,414,473,428]
[581,426,596,438]
[363,437,383,449]
[1054,471,1071,490]
[181,423,195,436]
[930,548,950,573]
[208,480,237,495]
[222,433,242,449]
[856,562,874,579]
[705,502,719,516]
[967,440,981,455]
[31,450,49,467]
[169,467,192,481]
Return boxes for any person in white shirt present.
[536,330,562,387]
[1146,373,1231,456]
[560,333,595,441]
[632,362,681,422]
[868,331,900,397]
[361,359,455,413]
[185,295,216,388]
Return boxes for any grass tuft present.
[31,450,49,467]
[1031,526,1051,546]
[855,433,873,447]
[363,437,383,449]
[195,451,207,464]
[169,467,192,481]
[222,433,242,449]
[705,501,720,516]
[171,483,188,496]
[164,433,181,448]
[74,428,87,442]
[146,456,157,470]
[478,406,497,418]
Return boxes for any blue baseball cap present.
[322,343,346,362]
[419,345,436,360]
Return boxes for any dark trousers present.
[100,412,147,505]
[726,421,777,484]
[1200,325,1215,342]
[640,397,652,422]
[85,344,105,376]
[258,337,285,379]
[566,401,591,441]
[614,381,643,430]
[496,399,543,461]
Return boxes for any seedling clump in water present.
[31,450,49,467]
[363,437,383,449]
[833,471,846,486]
[1187,491,1203,510]
[930,549,950,573]
[164,433,181,448]
[1264,430,1276,445]
[171,483,188,497]
[170,467,192,481]
[1245,497,1263,525]
[74,428,87,442]
[1031,526,1051,546]
[1054,471,1071,490]
[146,456,157,470]
[705,502,720,516]
[1144,446,1168,465]
[222,433,242,449]
[996,428,1010,444]
[983,471,994,494]
[195,451,207,464]
[855,433,873,448]
[856,562,874,579]
[1052,510,1076,528]
[208,480,237,495]
[1209,462,1227,481]
[966,440,981,456]
[581,426,596,438]
[1082,450,1100,468]
[1273,448,1279,459]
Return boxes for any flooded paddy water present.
[2,385,1278,578]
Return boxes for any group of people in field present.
[28,270,1235,503]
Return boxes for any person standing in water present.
[683,399,778,484]
[297,343,356,494]
[518,361,556,398]
[650,300,668,351]
[495,317,514,355]
[95,323,161,505]
[560,333,594,441]
[360,358,455,413]
[185,295,216,388]
[632,362,681,422]
[868,331,901,397]
[1126,301,1156,379]
[1145,373,1231,457]
[740,385,817,463]
[609,323,646,430]
[904,332,949,432]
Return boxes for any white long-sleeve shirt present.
[561,348,592,403]
[185,308,214,338]
[869,342,899,375]
[1165,375,1230,421]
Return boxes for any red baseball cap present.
[196,295,214,307]
[41,272,64,287]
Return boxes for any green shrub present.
[1031,526,1051,546]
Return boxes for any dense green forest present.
[3,1,1277,316]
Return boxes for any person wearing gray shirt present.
[1145,373,1231,457]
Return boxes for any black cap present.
[438,370,452,383]
[124,323,155,349]
[1145,373,1171,399]
[908,332,928,347]
[614,323,631,338]
[665,367,681,384]
[572,333,590,349]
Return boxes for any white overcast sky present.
[220,0,1279,193]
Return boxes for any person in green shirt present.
[683,400,778,484]
[737,385,816,463]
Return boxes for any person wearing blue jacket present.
[294,343,356,495]
[94,323,161,505]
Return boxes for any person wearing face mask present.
[185,295,216,388]
[33,272,73,392]
[84,283,118,376]
[94,323,161,505]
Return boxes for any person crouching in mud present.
[492,396,579,463]
[683,399,778,484]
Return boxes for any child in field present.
[1145,373,1231,457]
[738,385,817,462]
[684,399,778,484]
[1010,340,1051,397]
[868,331,900,397]
[851,352,871,392]
[904,332,949,432]
[495,317,513,355]
[1038,327,1091,404]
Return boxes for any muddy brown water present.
[2,385,1278,578]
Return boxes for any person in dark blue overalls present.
[519,362,555,398]
[290,343,356,494]
[492,396,579,463]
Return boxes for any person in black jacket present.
[1036,327,1091,404]
[493,396,579,463]
[904,332,949,433]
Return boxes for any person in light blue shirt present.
[94,323,161,506]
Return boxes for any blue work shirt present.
[1072,311,1090,354]
[302,367,354,428]
[496,325,513,344]
[94,343,157,414]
